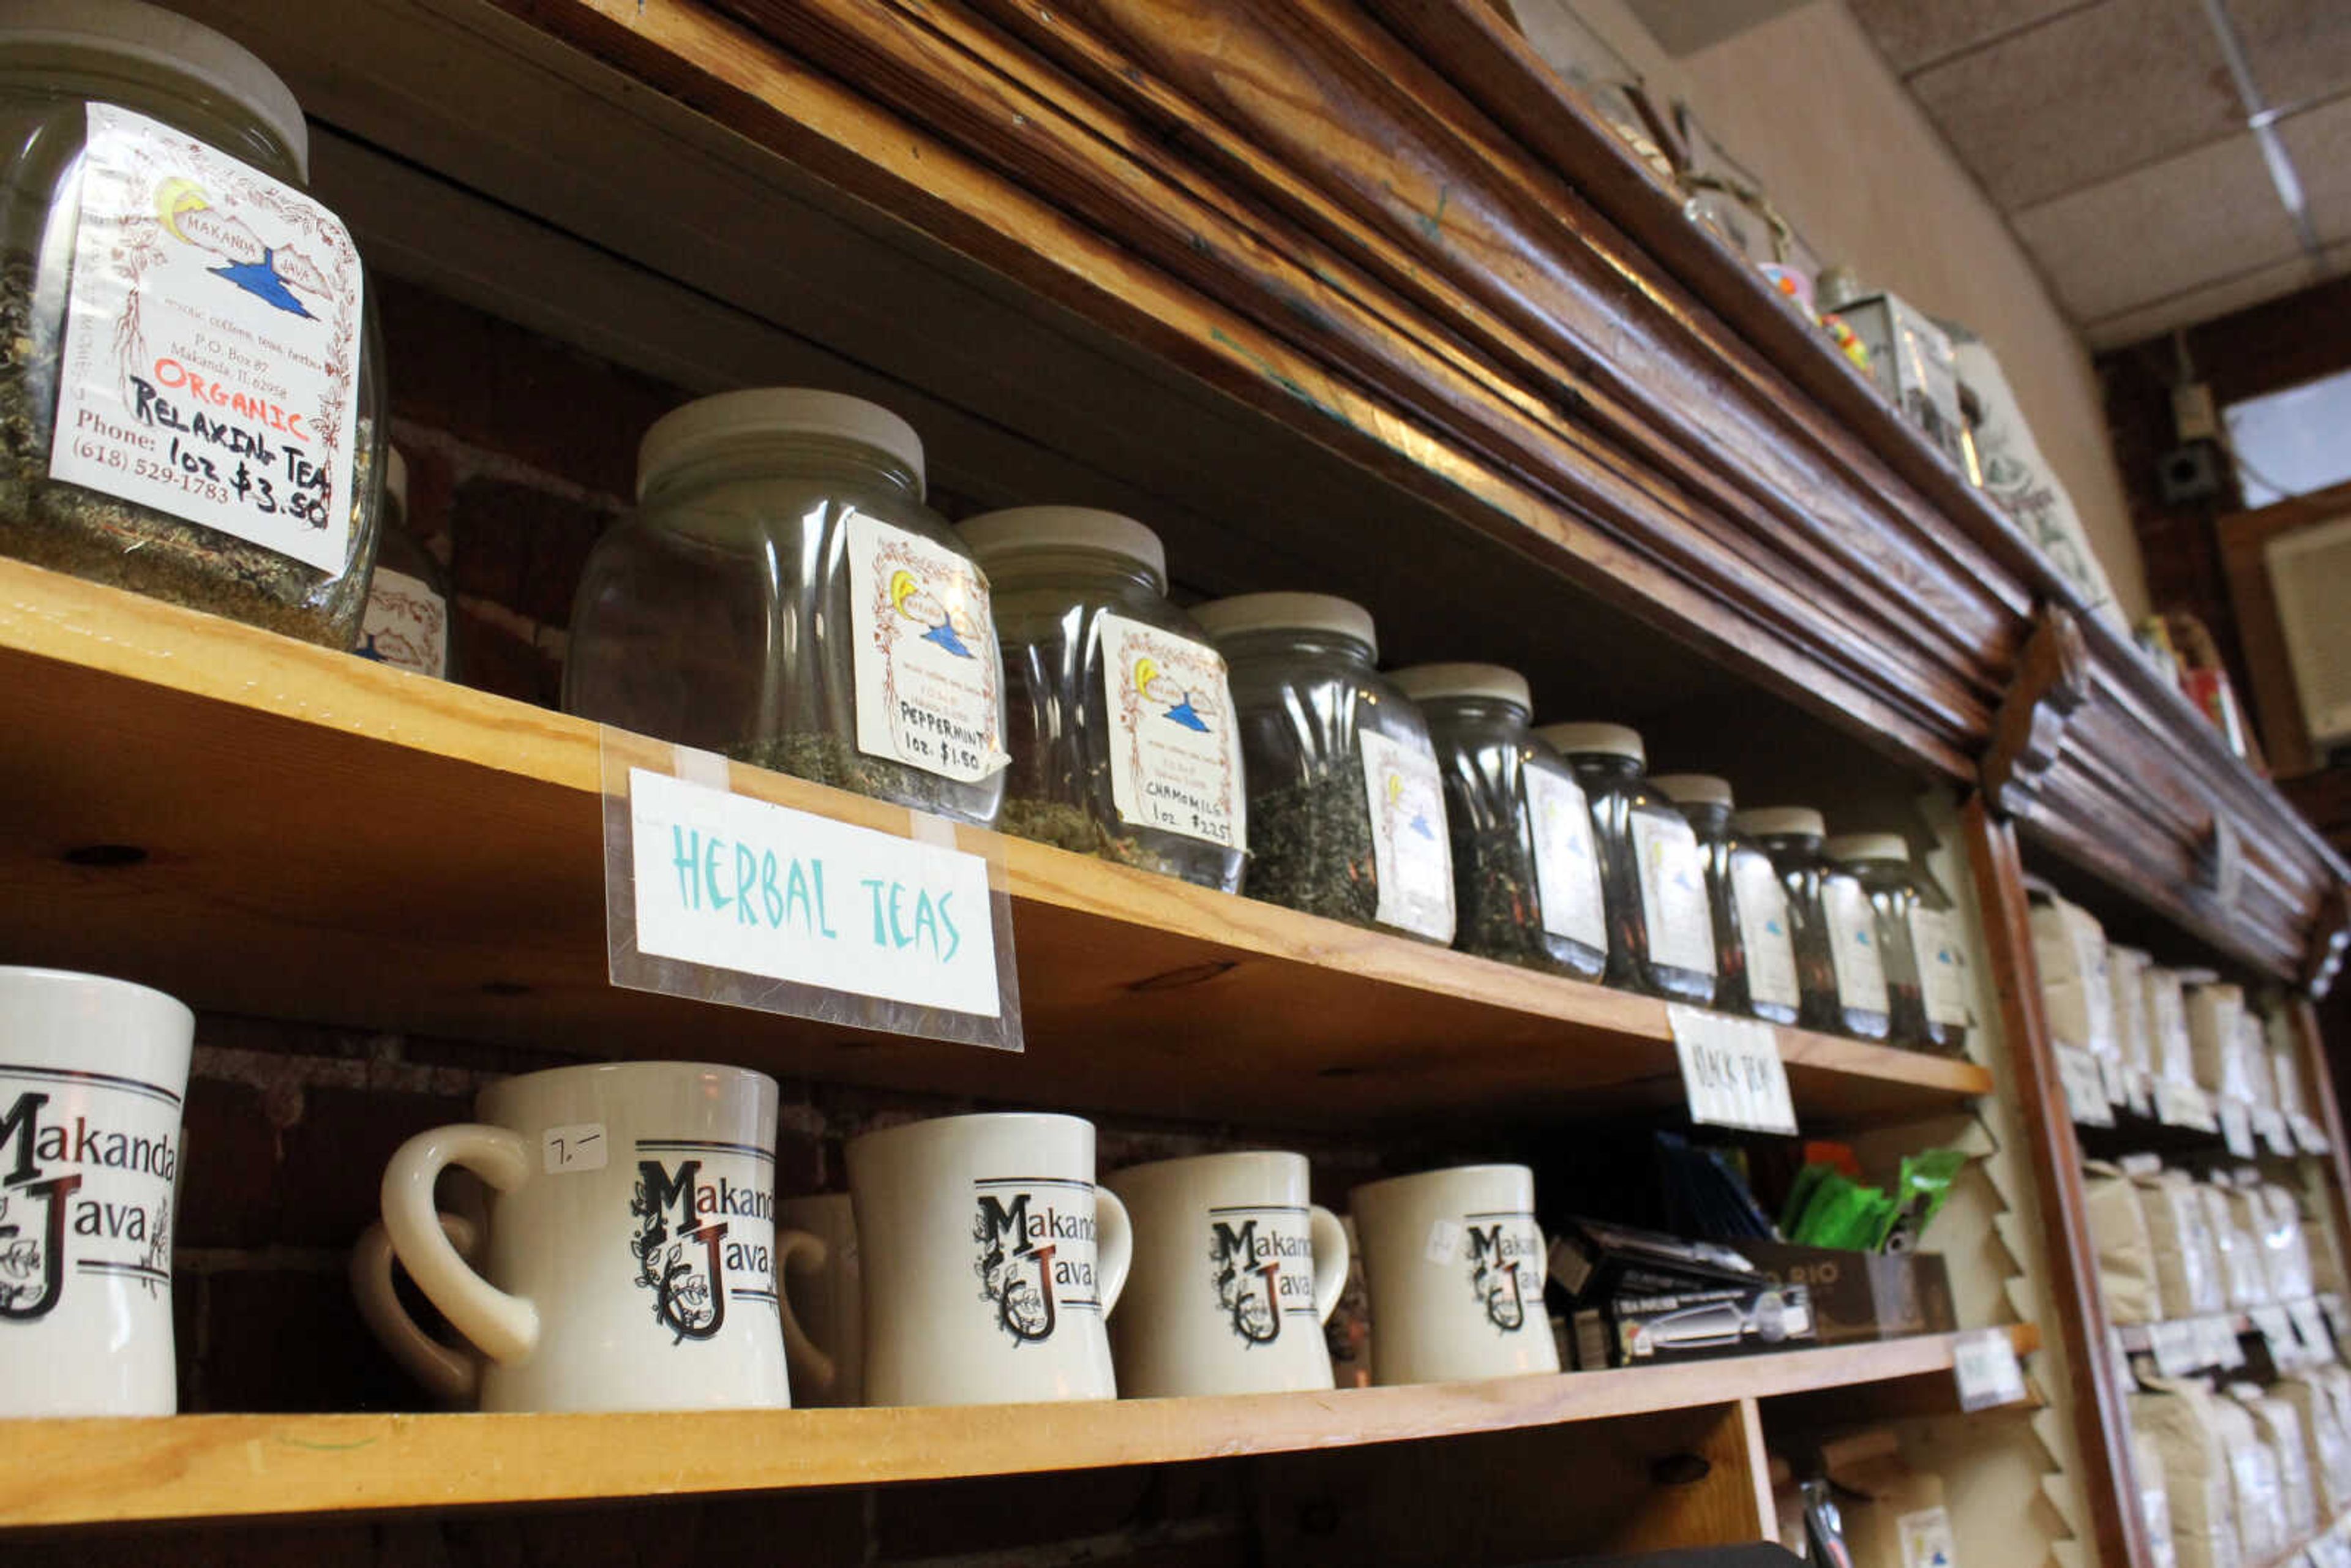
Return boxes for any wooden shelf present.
[0,1325,2036,1528]
[0,560,1986,1129]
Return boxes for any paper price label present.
[2293,1112,2333,1155]
[2155,1078,2217,1131]
[2220,1098,2255,1158]
[2150,1318,2203,1376]
[1668,1006,1797,1136]
[2056,1045,2116,1127]
[2256,1106,2295,1156]
[2254,1305,2297,1363]
[1952,1327,2027,1412]
[2195,1314,2243,1370]
[2096,1052,2129,1108]
[1425,1218,1466,1266]
[2125,1068,2156,1119]
[2290,1297,2333,1359]
[542,1122,609,1174]
[628,767,1003,1022]
[2323,1295,2351,1343]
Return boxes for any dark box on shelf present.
[1570,1280,1818,1370]
[1724,1241,1956,1345]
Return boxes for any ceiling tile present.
[2281,92,2351,244]
[2011,132,2302,321]
[2082,241,2350,347]
[1907,0,2246,209]
[2225,0,2351,114]
[1845,0,2085,75]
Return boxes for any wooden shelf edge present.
[0,1326,2037,1528]
[0,557,1990,1110]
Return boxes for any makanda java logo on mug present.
[972,1178,1102,1345]
[1208,1207,1317,1348]
[1464,1212,1541,1334]
[0,1072,179,1323]
[628,1141,778,1345]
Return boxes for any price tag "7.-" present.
[1952,1327,2028,1411]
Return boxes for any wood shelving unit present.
[0,1326,2037,1528]
[0,558,1987,1130]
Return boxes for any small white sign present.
[2293,1112,2333,1155]
[2220,1098,2256,1158]
[2291,1297,2333,1359]
[1669,1006,1798,1136]
[1425,1218,1466,1266]
[2150,1318,2203,1376]
[2125,1068,2156,1120]
[2256,1106,2295,1157]
[1952,1327,2027,1411]
[2057,1045,2117,1127]
[2195,1314,2243,1370]
[2254,1305,2297,1364]
[629,768,1002,1020]
[542,1122,609,1174]
[2155,1078,2217,1131]
[2095,1052,2129,1109]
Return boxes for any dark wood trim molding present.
[1982,606,2092,819]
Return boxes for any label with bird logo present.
[51,105,365,574]
[847,515,1005,784]
[1357,729,1455,942]
[1098,612,1243,850]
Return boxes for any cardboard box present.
[1728,1242,1956,1345]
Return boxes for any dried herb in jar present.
[1244,768,1379,926]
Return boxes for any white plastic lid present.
[1,0,311,180]
[637,389,924,501]
[1389,662,1530,710]
[955,507,1166,583]
[1823,833,1910,865]
[1733,806,1827,839]
[1535,722,1645,763]
[1191,592,1377,658]
[384,446,408,520]
[1650,774,1734,809]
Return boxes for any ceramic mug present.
[1107,1151,1348,1397]
[1349,1163,1559,1386]
[845,1112,1131,1405]
[0,967,193,1416]
[355,1060,822,1412]
[778,1191,860,1407]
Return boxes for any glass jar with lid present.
[565,388,1008,826]
[1192,593,1453,942]
[1651,775,1798,1026]
[0,0,387,646]
[1390,663,1606,978]
[1537,723,1715,1005]
[955,506,1243,891]
[1734,808,1889,1040]
[353,448,453,679]
[1824,835,1969,1055]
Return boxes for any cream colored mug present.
[354,1061,822,1411]
[845,1112,1131,1405]
[1108,1151,1348,1397]
[1350,1164,1559,1386]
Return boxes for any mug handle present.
[776,1228,838,1398]
[350,1213,481,1405]
[1308,1204,1351,1322]
[1094,1186,1134,1316]
[381,1123,539,1364]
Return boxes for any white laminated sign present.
[51,105,366,574]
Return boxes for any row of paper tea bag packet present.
[2130,1361,2351,1568]
[2034,889,2328,1152]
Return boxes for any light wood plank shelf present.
[0,560,1988,1128]
[0,1325,2037,1528]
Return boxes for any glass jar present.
[1907,860,1974,1057]
[0,0,386,646]
[1193,593,1453,942]
[1824,835,1934,1051]
[1390,663,1605,978]
[956,506,1242,890]
[565,389,1008,826]
[1735,808,1889,1040]
[353,447,452,679]
[1651,775,1798,1025]
[1537,723,1715,1004]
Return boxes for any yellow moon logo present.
[888,569,920,613]
[1134,656,1160,693]
[1386,773,1404,806]
[155,177,212,242]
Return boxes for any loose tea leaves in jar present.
[1652,774,1798,1026]
[1194,592,1453,942]
[1539,722,1714,1005]
[0,7,387,645]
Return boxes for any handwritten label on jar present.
[847,515,1005,784]
[1631,812,1715,978]
[1908,907,1971,1027]
[51,105,365,576]
[1823,877,1890,1018]
[1731,855,1801,1010]
[1524,768,1607,953]
[1357,730,1455,943]
[355,567,448,678]
[1097,613,1243,850]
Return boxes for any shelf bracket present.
[1981,605,2091,821]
